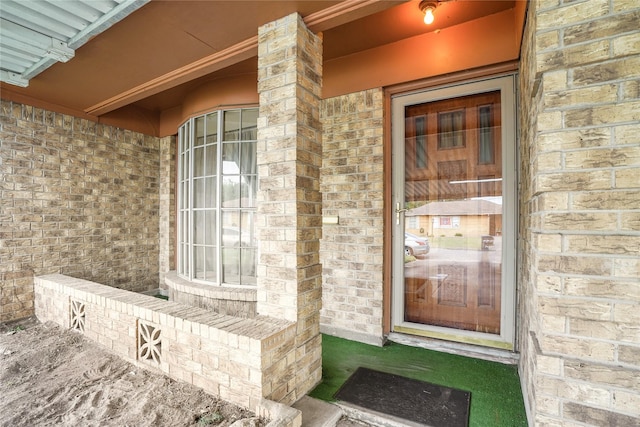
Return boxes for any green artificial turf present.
[310,334,527,427]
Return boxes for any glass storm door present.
[391,76,516,349]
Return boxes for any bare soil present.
[0,317,264,427]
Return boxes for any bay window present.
[178,108,258,286]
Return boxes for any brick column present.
[256,13,323,402]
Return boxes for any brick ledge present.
[165,271,258,302]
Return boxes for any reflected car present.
[405,232,430,256]
[481,235,494,250]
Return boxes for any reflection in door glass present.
[403,91,502,334]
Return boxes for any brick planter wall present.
[34,274,301,426]
[0,101,161,322]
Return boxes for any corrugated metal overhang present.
[0,0,148,87]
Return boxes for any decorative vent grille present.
[70,300,85,332]
[137,320,161,365]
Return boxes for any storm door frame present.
[389,74,518,350]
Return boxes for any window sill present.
[164,271,257,317]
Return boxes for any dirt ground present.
[0,317,264,427]
[0,317,372,427]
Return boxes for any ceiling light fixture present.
[419,1,438,25]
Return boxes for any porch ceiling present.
[0,0,523,132]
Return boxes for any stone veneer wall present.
[519,0,640,425]
[319,89,385,345]
[33,274,301,426]
[0,101,161,322]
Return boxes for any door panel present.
[399,89,504,337]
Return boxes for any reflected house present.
[220,159,257,245]
[406,198,502,238]
[222,197,256,229]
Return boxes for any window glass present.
[193,211,206,245]
[223,110,241,141]
[194,246,204,279]
[205,177,217,209]
[222,142,240,174]
[240,210,256,246]
[195,116,204,146]
[222,247,240,284]
[206,112,218,143]
[242,109,258,140]
[193,178,205,208]
[415,116,426,169]
[240,141,257,175]
[193,147,205,177]
[478,105,494,164]
[438,110,465,148]
[222,176,241,207]
[204,246,217,281]
[205,144,217,176]
[240,248,257,285]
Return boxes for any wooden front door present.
[400,90,503,335]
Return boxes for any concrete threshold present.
[293,396,343,427]
[294,396,417,427]
[336,402,422,427]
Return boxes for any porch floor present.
[310,334,527,426]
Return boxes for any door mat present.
[334,367,470,427]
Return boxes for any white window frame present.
[177,107,258,287]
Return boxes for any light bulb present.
[424,7,435,25]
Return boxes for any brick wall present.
[319,89,385,345]
[519,1,640,424]
[518,1,540,422]
[0,101,161,322]
[158,135,175,286]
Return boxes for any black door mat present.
[334,367,471,427]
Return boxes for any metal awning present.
[0,0,148,87]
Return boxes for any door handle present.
[396,202,407,225]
